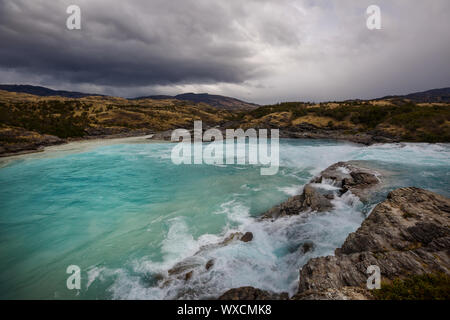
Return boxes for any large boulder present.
[293,187,450,300]
[262,161,380,219]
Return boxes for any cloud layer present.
[0,0,449,103]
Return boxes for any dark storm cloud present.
[0,0,449,102]
[0,0,272,87]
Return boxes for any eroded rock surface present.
[262,161,380,220]
[218,169,449,300]
[293,187,450,300]
[156,231,255,288]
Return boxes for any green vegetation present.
[373,273,450,300]
[0,100,89,138]
[240,100,450,142]
[245,102,310,119]
[0,90,449,147]
[0,94,233,141]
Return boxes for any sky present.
[0,0,449,104]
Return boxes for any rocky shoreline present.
[219,162,450,300]
[2,127,448,300]
[0,127,155,157]
[292,187,450,300]
[280,125,400,145]
[0,126,400,157]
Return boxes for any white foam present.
[337,166,351,175]
[99,189,367,300]
[75,140,450,300]
[277,185,302,196]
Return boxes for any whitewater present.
[0,138,448,299]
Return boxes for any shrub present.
[373,273,450,300]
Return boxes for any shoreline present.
[0,133,166,163]
[0,140,448,299]
[0,128,446,159]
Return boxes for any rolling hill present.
[0,84,102,99]
[0,85,449,156]
[0,85,259,111]
[379,87,450,103]
[133,92,259,111]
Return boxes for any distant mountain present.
[379,87,450,103]
[0,84,102,98]
[2,84,449,106]
[133,92,259,111]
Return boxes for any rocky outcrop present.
[262,161,380,219]
[217,161,383,299]
[154,231,255,288]
[147,130,173,141]
[218,158,449,300]
[0,126,65,157]
[280,126,399,145]
[0,126,154,157]
[293,187,450,300]
[219,287,289,300]
[310,161,380,201]
[221,187,450,300]
[82,127,153,139]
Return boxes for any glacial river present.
[0,138,448,299]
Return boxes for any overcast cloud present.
[0,0,449,104]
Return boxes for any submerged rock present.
[221,232,244,245]
[205,259,214,271]
[240,232,253,242]
[163,230,254,288]
[184,271,193,281]
[168,256,203,277]
[293,187,450,300]
[300,241,315,254]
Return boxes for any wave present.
[92,182,367,299]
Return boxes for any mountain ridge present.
[379,87,450,103]
[132,92,259,111]
[0,85,258,111]
[1,84,450,107]
[0,84,103,99]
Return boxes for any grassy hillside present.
[1,89,449,155]
[233,99,450,143]
[0,90,232,136]
[0,90,233,155]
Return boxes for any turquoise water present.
[0,139,448,299]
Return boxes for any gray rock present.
[301,241,315,254]
[241,232,253,242]
[294,187,450,300]
[262,161,380,220]
[205,259,214,270]
[168,256,203,277]
[184,271,193,281]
